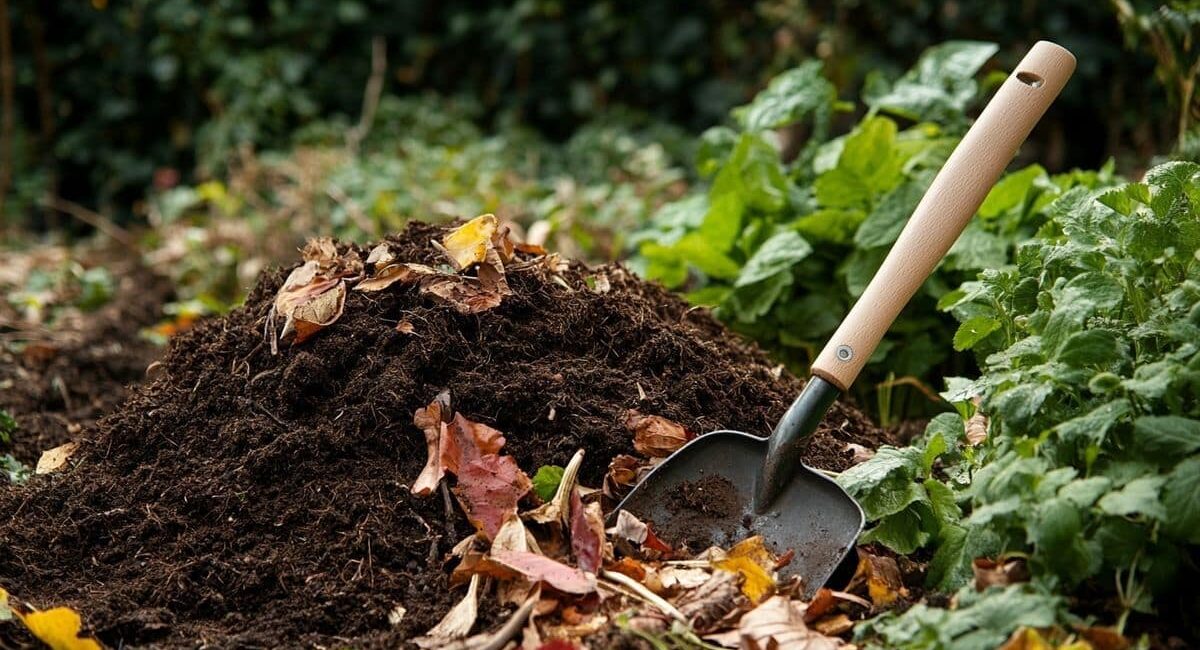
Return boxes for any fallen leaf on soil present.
[606,557,647,582]
[415,574,480,647]
[973,557,1030,591]
[365,243,395,267]
[291,280,346,344]
[602,454,644,502]
[569,489,606,573]
[677,571,745,632]
[625,411,693,458]
[36,442,79,475]
[445,413,507,474]
[658,565,713,591]
[17,607,104,650]
[707,596,843,650]
[355,262,433,292]
[388,605,406,626]
[845,443,874,465]
[642,523,674,554]
[481,550,596,594]
[301,237,340,264]
[453,454,531,540]
[532,465,565,502]
[411,391,453,496]
[997,627,1095,650]
[803,588,837,623]
[854,551,908,608]
[441,214,499,270]
[813,613,854,636]
[712,537,777,604]
[606,509,649,545]
[396,320,415,335]
[420,274,506,314]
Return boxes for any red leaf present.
[569,488,604,573]
[452,455,531,540]
[642,523,673,554]
[482,549,596,595]
[442,413,506,476]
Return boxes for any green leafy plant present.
[843,161,1200,644]
[633,41,1117,420]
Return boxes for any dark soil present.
[0,262,171,464]
[667,474,741,519]
[0,222,885,648]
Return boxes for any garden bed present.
[0,222,884,648]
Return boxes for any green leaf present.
[735,231,812,287]
[1055,329,1125,367]
[0,410,15,446]
[866,41,998,124]
[1133,416,1200,457]
[1057,477,1112,508]
[726,271,794,323]
[1122,360,1179,399]
[1053,399,1130,447]
[1162,457,1200,543]
[925,478,961,529]
[790,209,865,245]
[1032,497,1099,583]
[979,164,1045,218]
[1098,476,1167,520]
[842,247,886,297]
[853,177,929,248]
[861,503,934,554]
[990,382,1052,432]
[733,60,835,131]
[673,233,741,280]
[953,316,1001,351]
[532,465,565,502]
[813,167,870,208]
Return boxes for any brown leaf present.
[657,565,712,591]
[36,442,79,474]
[569,489,606,574]
[966,402,988,446]
[855,551,908,608]
[356,262,435,292]
[452,454,531,540]
[301,237,340,263]
[676,571,744,632]
[364,243,395,267]
[291,280,346,344]
[706,596,844,650]
[803,588,837,623]
[480,549,596,595]
[419,275,505,314]
[444,413,507,475]
[415,574,480,647]
[411,391,452,496]
[1075,625,1130,650]
[606,509,649,545]
[625,410,693,458]
[812,614,854,636]
[396,320,416,335]
[973,557,1030,591]
[606,557,647,582]
[602,454,644,502]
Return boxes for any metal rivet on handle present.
[835,345,853,361]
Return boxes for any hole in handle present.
[1016,71,1044,88]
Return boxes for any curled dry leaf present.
[420,274,506,314]
[812,613,854,636]
[625,410,693,458]
[966,402,989,446]
[270,239,361,350]
[569,489,607,574]
[854,551,908,608]
[658,566,713,591]
[526,449,584,526]
[602,454,644,502]
[36,442,79,475]
[415,574,480,647]
[291,280,346,344]
[480,549,596,595]
[712,536,777,604]
[412,391,453,496]
[973,557,1030,591]
[355,262,436,292]
[707,596,844,650]
[676,570,744,632]
[606,509,649,545]
[441,214,499,271]
[364,242,395,267]
[452,454,531,540]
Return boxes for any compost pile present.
[0,219,883,648]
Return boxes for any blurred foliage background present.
[0,0,1194,229]
[0,0,1197,418]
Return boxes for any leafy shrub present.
[632,42,1117,419]
[843,161,1200,644]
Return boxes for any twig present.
[479,595,537,650]
[601,569,689,625]
[39,195,136,248]
[346,35,387,155]
[874,375,943,404]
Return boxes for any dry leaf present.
[15,607,103,650]
[813,614,854,636]
[712,536,777,604]
[388,605,407,626]
[415,574,480,647]
[420,275,505,314]
[291,280,346,344]
[606,557,648,582]
[707,596,843,650]
[1075,625,1130,650]
[412,391,452,496]
[658,566,713,591]
[855,551,908,608]
[526,449,583,526]
[396,320,416,335]
[480,549,596,595]
[606,509,649,545]
[625,410,693,458]
[569,489,606,574]
[365,243,395,267]
[966,402,988,446]
[803,588,837,623]
[443,413,507,475]
[973,557,1030,591]
[356,262,434,292]
[602,454,644,502]
[442,214,499,270]
[36,442,79,475]
[845,443,875,465]
[301,237,339,263]
[453,454,531,540]
[676,571,744,632]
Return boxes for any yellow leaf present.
[713,556,775,603]
[0,587,12,621]
[442,214,498,270]
[17,607,103,650]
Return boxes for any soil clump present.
[0,222,886,648]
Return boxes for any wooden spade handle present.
[811,41,1076,391]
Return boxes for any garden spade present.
[615,41,1076,596]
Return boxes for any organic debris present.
[0,221,883,648]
